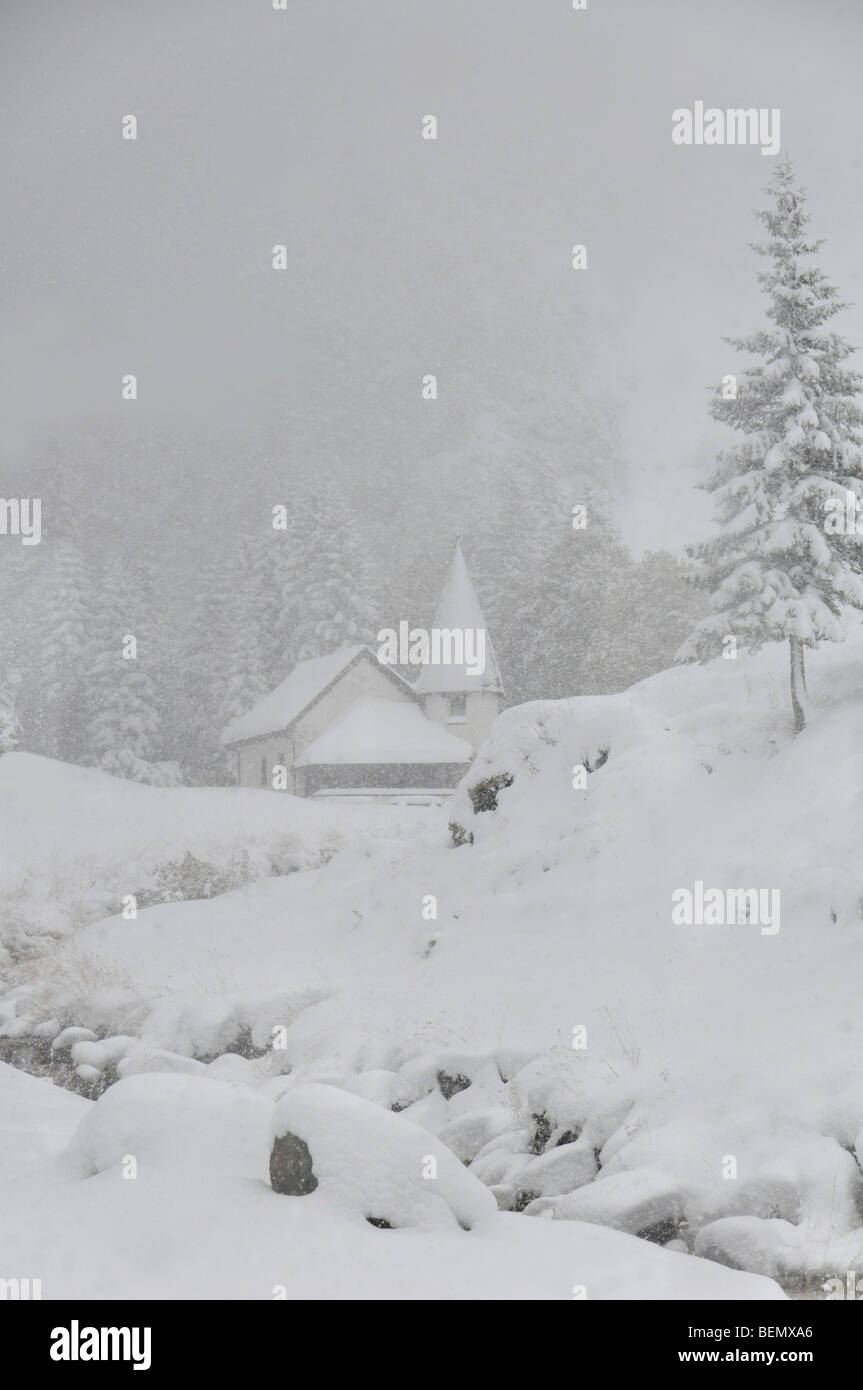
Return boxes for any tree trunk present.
[789,636,807,734]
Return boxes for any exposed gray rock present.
[269,1130,318,1195]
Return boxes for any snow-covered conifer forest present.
[2,0,863,1327]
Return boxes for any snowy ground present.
[0,1064,782,1299]
[4,630,863,1295]
[0,753,426,964]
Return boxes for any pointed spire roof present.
[414,541,504,695]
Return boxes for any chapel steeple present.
[414,541,503,754]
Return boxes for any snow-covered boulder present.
[71,1034,136,1075]
[396,1088,450,1133]
[63,1073,273,1181]
[512,1136,598,1199]
[52,1026,98,1054]
[269,1082,497,1231]
[116,1047,211,1080]
[694,1214,863,1288]
[694,1216,803,1278]
[526,1166,686,1238]
[436,1106,516,1163]
[338,1069,405,1110]
[469,1128,533,1188]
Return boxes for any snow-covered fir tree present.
[680,158,863,732]
[278,480,377,664]
[175,547,242,783]
[16,541,96,760]
[216,538,274,767]
[0,677,20,754]
[85,557,166,782]
[0,547,34,743]
[616,550,703,690]
[512,499,635,701]
[454,454,559,701]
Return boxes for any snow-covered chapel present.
[221,542,504,803]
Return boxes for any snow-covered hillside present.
[0,753,429,964]
[4,629,863,1295]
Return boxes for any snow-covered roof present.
[221,646,367,746]
[414,541,504,695]
[296,697,473,766]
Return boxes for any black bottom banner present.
[7,1297,854,1376]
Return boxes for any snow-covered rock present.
[62,1073,273,1181]
[270,1083,497,1231]
[512,1136,598,1199]
[694,1216,802,1278]
[527,1166,686,1238]
[71,1034,136,1073]
[469,1128,533,1188]
[437,1107,516,1163]
[52,1026,98,1053]
[116,1047,211,1079]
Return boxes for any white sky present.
[2,0,861,556]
